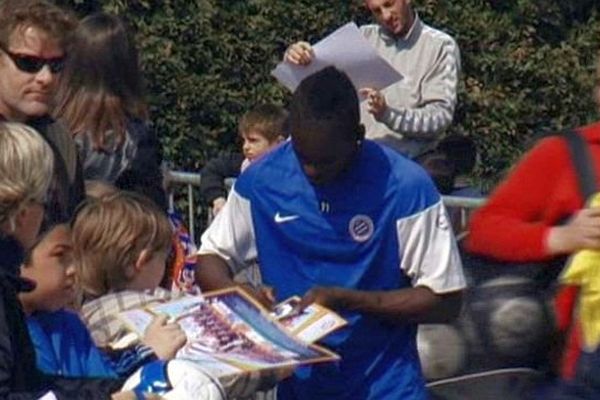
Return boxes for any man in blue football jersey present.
[197,66,465,399]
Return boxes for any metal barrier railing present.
[166,170,202,244]
[443,195,486,239]
[166,170,486,244]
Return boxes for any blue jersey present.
[27,310,117,378]
[201,140,465,399]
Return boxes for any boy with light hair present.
[73,191,278,398]
[0,121,130,399]
[19,188,188,381]
[74,191,181,346]
[200,104,288,216]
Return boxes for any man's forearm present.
[320,286,462,324]
[379,104,453,140]
[196,254,236,291]
[196,254,274,307]
[378,38,459,139]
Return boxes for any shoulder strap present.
[562,129,597,201]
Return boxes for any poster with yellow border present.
[119,287,341,378]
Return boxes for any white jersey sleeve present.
[397,200,465,293]
[198,187,257,275]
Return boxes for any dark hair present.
[238,104,289,141]
[289,66,360,136]
[437,135,478,175]
[53,12,147,151]
[0,0,76,49]
[417,151,455,195]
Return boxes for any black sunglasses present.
[0,44,65,74]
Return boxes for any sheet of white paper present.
[272,22,402,93]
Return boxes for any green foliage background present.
[57,0,600,190]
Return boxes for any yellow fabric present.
[561,193,600,350]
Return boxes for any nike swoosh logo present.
[274,212,300,223]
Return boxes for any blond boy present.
[73,191,183,351]
[73,191,277,397]
[200,104,289,216]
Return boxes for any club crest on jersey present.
[349,215,374,242]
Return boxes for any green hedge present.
[58,0,600,189]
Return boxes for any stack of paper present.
[271,22,402,93]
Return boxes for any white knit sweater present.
[360,14,461,158]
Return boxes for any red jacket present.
[466,121,600,378]
[467,121,600,261]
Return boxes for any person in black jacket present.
[200,104,288,216]
[0,121,128,399]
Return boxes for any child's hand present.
[142,315,187,360]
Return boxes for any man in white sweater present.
[285,0,460,159]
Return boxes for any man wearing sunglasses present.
[0,0,84,227]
